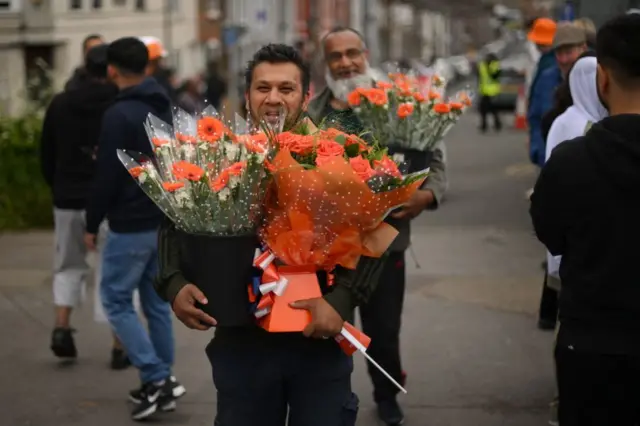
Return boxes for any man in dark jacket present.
[83,37,184,421]
[65,34,105,91]
[155,43,385,426]
[530,13,640,425]
[307,27,447,426]
[41,44,118,360]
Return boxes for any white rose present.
[225,143,240,161]
[218,187,231,202]
[182,144,197,161]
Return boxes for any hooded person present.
[530,13,640,425]
[543,54,608,285]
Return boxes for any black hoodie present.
[40,80,118,209]
[530,114,640,355]
[86,77,171,234]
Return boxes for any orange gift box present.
[257,265,321,333]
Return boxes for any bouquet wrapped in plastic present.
[347,70,473,172]
[249,122,429,332]
[118,106,275,326]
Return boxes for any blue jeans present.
[100,229,174,383]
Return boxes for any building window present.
[135,0,144,11]
[70,0,82,9]
[0,1,10,10]
[112,0,126,5]
[93,0,102,8]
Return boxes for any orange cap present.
[527,18,557,46]
[138,36,168,60]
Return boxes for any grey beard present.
[325,72,374,103]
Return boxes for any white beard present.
[325,65,375,103]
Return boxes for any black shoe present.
[130,382,163,421]
[377,398,405,425]
[51,328,77,359]
[130,376,186,411]
[111,348,131,370]
[537,318,557,331]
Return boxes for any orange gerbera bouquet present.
[347,72,473,151]
[117,106,275,235]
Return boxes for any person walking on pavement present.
[307,27,448,426]
[156,43,386,426]
[65,34,105,92]
[41,44,122,363]
[527,19,587,332]
[477,53,502,132]
[203,61,227,111]
[530,13,640,425]
[83,37,185,421]
[139,36,177,103]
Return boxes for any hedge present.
[0,114,53,230]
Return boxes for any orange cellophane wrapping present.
[258,265,322,332]
[260,149,425,270]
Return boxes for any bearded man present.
[307,27,449,426]
[155,43,388,426]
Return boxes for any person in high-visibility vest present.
[477,53,502,132]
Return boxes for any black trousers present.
[538,273,558,323]
[479,95,502,131]
[206,327,358,426]
[556,343,640,425]
[360,251,406,402]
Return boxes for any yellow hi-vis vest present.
[478,60,501,97]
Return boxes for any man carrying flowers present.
[307,26,449,426]
[154,44,388,426]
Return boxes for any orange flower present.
[373,156,402,178]
[345,134,368,153]
[226,161,246,176]
[347,90,361,106]
[176,133,196,144]
[395,81,412,96]
[428,91,441,101]
[364,88,388,106]
[163,181,185,192]
[349,156,376,181]
[459,93,472,106]
[242,133,268,153]
[376,81,393,90]
[315,155,335,167]
[316,139,345,158]
[210,171,229,192]
[152,137,169,147]
[172,161,205,181]
[197,116,226,143]
[280,133,314,155]
[413,92,425,103]
[433,103,451,114]
[450,102,464,111]
[397,103,415,119]
[129,166,144,178]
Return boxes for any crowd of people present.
[525,12,640,426]
[40,28,446,425]
[37,11,640,426]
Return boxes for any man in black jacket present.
[65,34,105,91]
[530,13,640,426]
[84,37,184,421]
[41,44,117,361]
[306,27,448,426]
[155,43,385,426]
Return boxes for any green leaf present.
[334,134,347,145]
[345,143,360,158]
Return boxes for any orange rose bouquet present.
[347,72,473,151]
[251,123,428,332]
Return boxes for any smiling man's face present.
[324,30,368,80]
[246,61,308,127]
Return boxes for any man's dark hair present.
[82,34,103,51]
[321,26,366,50]
[596,13,640,88]
[245,43,310,95]
[85,44,109,79]
[106,37,149,76]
